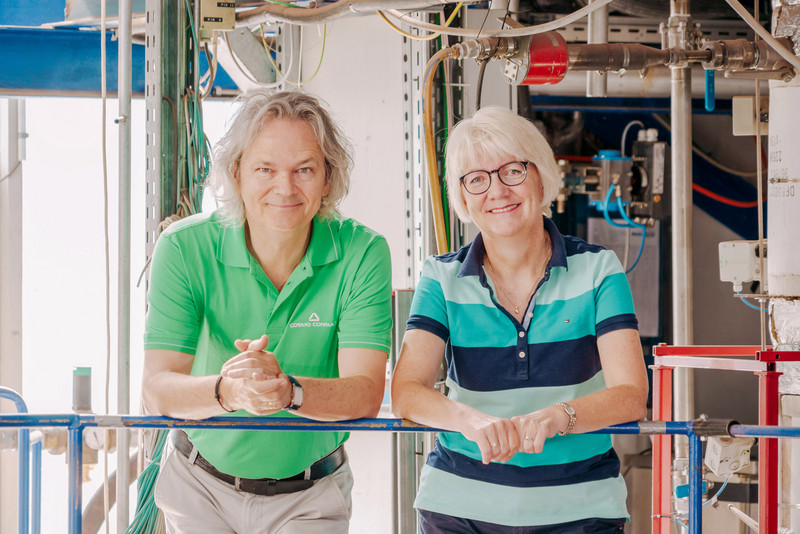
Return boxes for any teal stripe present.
[448,303,516,347]
[537,249,623,305]
[441,373,612,467]
[415,466,629,526]
[410,276,448,328]
[530,292,596,342]
[595,272,637,323]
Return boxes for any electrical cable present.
[377,2,463,41]
[423,46,460,254]
[692,183,761,208]
[275,23,330,87]
[651,113,758,179]
[620,120,644,157]
[0,160,21,184]
[226,23,293,88]
[384,0,614,39]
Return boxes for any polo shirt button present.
[518,331,525,338]
[518,351,525,358]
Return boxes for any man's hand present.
[221,334,281,380]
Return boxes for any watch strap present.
[286,374,303,410]
[556,402,576,436]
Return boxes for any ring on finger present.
[268,401,274,409]
[490,442,498,447]
[524,436,533,442]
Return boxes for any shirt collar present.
[457,216,568,277]
[216,215,338,269]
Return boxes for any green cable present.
[125,429,168,534]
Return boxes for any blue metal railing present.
[0,387,42,534]
[2,413,800,534]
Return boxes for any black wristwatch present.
[286,374,303,410]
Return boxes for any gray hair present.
[207,90,353,224]
[444,106,560,222]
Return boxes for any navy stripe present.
[596,313,638,337]
[418,510,625,533]
[407,315,450,342]
[564,234,606,256]
[447,335,602,391]
[427,441,621,488]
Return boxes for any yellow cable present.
[423,47,460,254]
[377,2,464,41]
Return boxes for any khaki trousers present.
[154,442,353,534]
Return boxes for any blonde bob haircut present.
[207,90,353,225]
[444,106,560,222]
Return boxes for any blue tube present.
[705,70,715,112]
[602,184,631,228]
[737,292,767,312]
[626,229,647,275]
[616,196,645,229]
[0,387,31,534]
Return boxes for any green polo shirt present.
[144,210,392,478]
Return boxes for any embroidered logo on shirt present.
[289,312,334,328]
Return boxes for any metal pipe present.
[667,0,695,458]
[0,388,31,534]
[236,0,460,26]
[688,431,703,534]
[116,0,133,530]
[586,0,608,97]
[68,426,83,534]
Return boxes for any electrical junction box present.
[199,0,235,34]
[719,240,767,293]
[704,436,755,477]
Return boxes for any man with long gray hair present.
[142,90,392,533]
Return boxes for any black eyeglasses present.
[459,161,530,195]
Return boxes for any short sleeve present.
[337,235,393,353]
[406,256,450,342]
[144,233,202,353]
[594,250,638,337]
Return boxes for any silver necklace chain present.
[485,236,551,316]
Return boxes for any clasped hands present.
[462,406,570,465]
[218,334,292,415]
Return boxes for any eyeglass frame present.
[458,161,531,195]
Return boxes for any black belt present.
[171,429,345,496]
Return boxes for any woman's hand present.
[511,405,570,454]
[221,335,282,380]
[460,412,521,465]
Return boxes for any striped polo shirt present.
[406,217,638,527]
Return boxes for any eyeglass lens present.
[461,161,528,194]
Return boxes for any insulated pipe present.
[667,0,695,458]
[586,0,608,97]
[117,0,133,530]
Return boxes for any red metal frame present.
[650,345,800,534]
[651,362,673,534]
